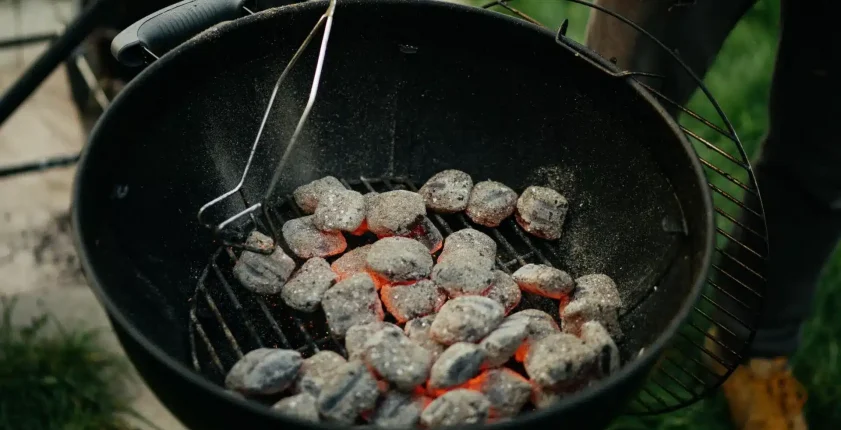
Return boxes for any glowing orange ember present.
[349,219,369,236]
[366,270,390,290]
[514,342,530,363]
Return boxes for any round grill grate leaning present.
[187,0,768,417]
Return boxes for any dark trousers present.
[588,0,838,358]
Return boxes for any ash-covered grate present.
[188,176,591,387]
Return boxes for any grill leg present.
[0,0,116,129]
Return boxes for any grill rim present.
[70,0,715,427]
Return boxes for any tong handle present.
[111,0,248,67]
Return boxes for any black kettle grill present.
[70,0,768,429]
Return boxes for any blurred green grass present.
[466,0,841,428]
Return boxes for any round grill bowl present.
[72,1,714,429]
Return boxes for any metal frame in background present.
[0,0,115,178]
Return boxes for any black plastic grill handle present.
[111,0,248,67]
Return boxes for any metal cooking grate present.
[188,176,580,383]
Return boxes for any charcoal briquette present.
[280,257,337,312]
[428,342,487,390]
[486,270,522,314]
[478,317,529,367]
[531,386,563,409]
[313,189,366,233]
[297,350,348,396]
[317,360,381,424]
[580,321,620,378]
[431,257,495,298]
[272,392,320,422]
[561,274,623,339]
[282,216,347,258]
[419,169,474,213]
[405,216,443,253]
[437,228,497,264]
[515,185,569,240]
[366,190,426,236]
[321,273,384,337]
[524,333,598,389]
[331,244,372,282]
[225,348,303,395]
[233,243,296,295]
[346,321,401,360]
[512,264,574,299]
[369,391,429,427]
[465,180,518,227]
[473,368,533,418]
[507,309,561,362]
[430,296,504,345]
[362,324,433,391]
[244,230,274,253]
[381,280,447,323]
[293,176,346,214]
[366,237,433,283]
[404,315,446,359]
[419,389,490,428]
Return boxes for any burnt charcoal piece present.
[366,190,426,236]
[430,296,504,345]
[317,360,381,424]
[561,274,623,339]
[428,342,487,390]
[431,258,495,298]
[321,273,384,336]
[420,389,490,428]
[381,280,447,323]
[479,317,529,367]
[419,169,474,213]
[524,333,597,389]
[580,321,620,378]
[346,321,400,360]
[293,176,345,214]
[465,180,518,227]
[233,244,296,295]
[437,228,497,264]
[244,230,275,252]
[406,216,444,253]
[362,325,433,390]
[531,386,563,409]
[404,315,446,359]
[280,257,337,312]
[331,244,372,282]
[486,270,522,314]
[297,350,348,396]
[225,348,303,395]
[282,216,347,258]
[369,391,429,428]
[507,309,561,362]
[272,392,320,422]
[472,368,533,418]
[313,189,366,233]
[366,237,433,283]
[516,186,569,240]
[512,264,574,299]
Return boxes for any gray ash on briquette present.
[466,180,518,227]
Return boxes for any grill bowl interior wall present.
[74,1,713,429]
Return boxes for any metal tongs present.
[197,0,338,253]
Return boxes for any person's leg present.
[585,0,757,110]
[742,0,838,358]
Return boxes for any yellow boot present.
[706,330,808,430]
